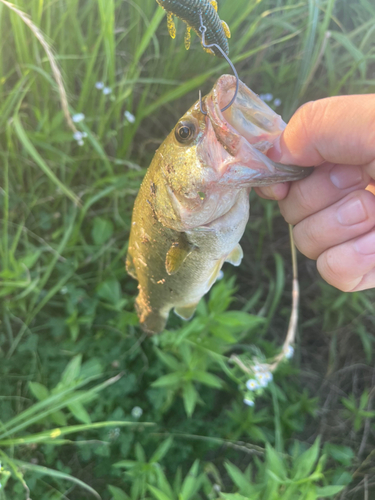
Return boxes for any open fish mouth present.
[205,75,313,185]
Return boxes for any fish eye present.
[175,121,196,144]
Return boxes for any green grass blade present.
[12,114,80,205]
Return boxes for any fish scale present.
[156,0,229,57]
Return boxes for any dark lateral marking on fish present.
[156,0,230,58]
[146,198,158,220]
[150,182,157,194]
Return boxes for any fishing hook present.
[198,11,239,115]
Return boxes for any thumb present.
[268,95,375,167]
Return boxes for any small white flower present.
[72,113,85,123]
[124,110,136,123]
[82,132,88,138]
[264,371,273,383]
[213,484,221,493]
[131,406,143,418]
[246,379,259,391]
[60,286,68,294]
[77,139,84,146]
[273,98,282,107]
[256,373,268,388]
[103,86,112,95]
[253,364,262,373]
[243,398,255,407]
[95,81,105,90]
[73,131,83,141]
[285,345,294,359]
[259,93,273,102]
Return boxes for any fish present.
[156,0,230,56]
[126,75,313,334]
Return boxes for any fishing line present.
[198,11,239,115]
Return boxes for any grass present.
[0,0,375,498]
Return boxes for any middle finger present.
[279,163,371,225]
[293,189,375,260]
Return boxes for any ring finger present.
[292,189,375,260]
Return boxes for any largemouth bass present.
[126,75,312,334]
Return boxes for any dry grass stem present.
[0,0,78,134]
[232,224,299,375]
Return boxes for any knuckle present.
[281,179,316,224]
[317,250,358,292]
[293,220,321,260]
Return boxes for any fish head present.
[153,75,312,230]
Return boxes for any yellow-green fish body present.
[127,75,312,333]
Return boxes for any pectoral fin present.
[165,234,194,275]
[225,244,243,266]
[174,303,198,321]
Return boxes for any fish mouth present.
[205,75,313,185]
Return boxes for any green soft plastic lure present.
[156,0,231,57]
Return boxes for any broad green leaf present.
[325,444,354,466]
[150,437,173,463]
[113,460,138,469]
[92,216,114,245]
[60,355,82,387]
[192,371,222,388]
[50,411,67,427]
[108,485,131,500]
[28,382,49,401]
[154,348,181,371]
[180,460,200,500]
[265,443,287,480]
[215,312,264,330]
[315,485,346,497]
[182,382,198,417]
[68,401,91,425]
[292,437,320,480]
[148,485,172,500]
[220,495,254,500]
[224,461,254,495]
[135,442,146,463]
[152,372,183,388]
[96,279,122,305]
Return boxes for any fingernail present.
[267,136,282,162]
[337,198,367,226]
[354,231,375,255]
[330,164,363,189]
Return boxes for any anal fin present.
[225,244,243,266]
[174,303,198,321]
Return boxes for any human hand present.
[255,95,375,292]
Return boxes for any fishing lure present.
[156,0,231,57]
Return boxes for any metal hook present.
[198,11,239,116]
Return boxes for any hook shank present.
[198,11,239,115]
